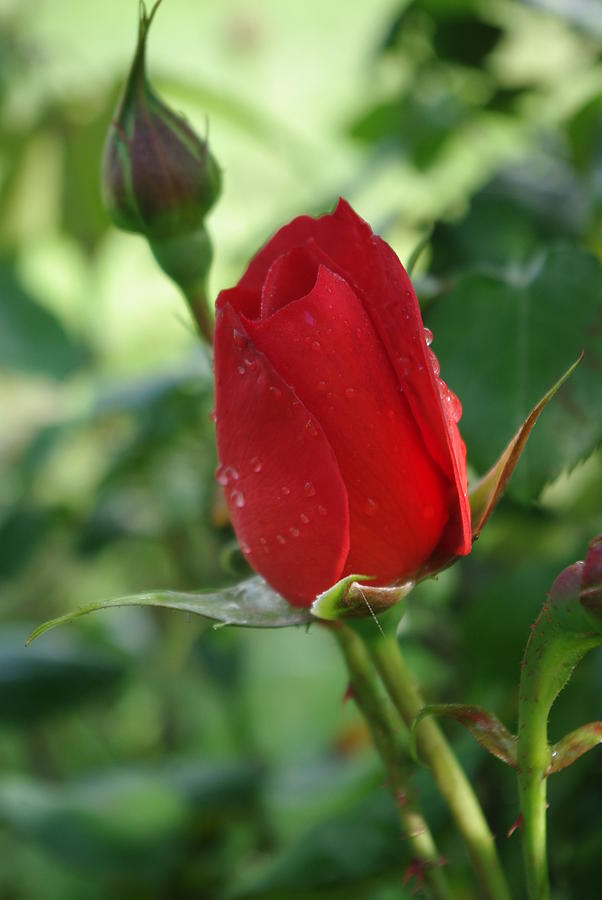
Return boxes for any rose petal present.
[214,302,350,606]
[227,199,471,560]
[245,265,450,584]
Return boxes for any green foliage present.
[0,0,601,897]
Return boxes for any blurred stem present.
[183,281,214,344]
[368,633,511,900]
[331,623,451,900]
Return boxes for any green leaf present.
[409,704,517,769]
[469,355,582,535]
[0,260,89,378]
[27,577,312,645]
[547,722,602,774]
[427,247,602,500]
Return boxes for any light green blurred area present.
[0,0,601,898]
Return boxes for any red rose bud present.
[101,0,221,339]
[213,199,471,607]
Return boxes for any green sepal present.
[26,577,312,645]
[409,703,517,768]
[310,576,413,622]
[469,354,582,537]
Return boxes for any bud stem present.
[149,224,215,344]
[367,633,512,900]
[330,622,452,900]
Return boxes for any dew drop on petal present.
[427,347,440,376]
[345,387,355,399]
[304,481,316,497]
[364,498,378,517]
[300,513,309,524]
[237,366,246,376]
[259,537,269,554]
[306,419,319,437]
[209,409,217,423]
[318,504,327,516]
[240,540,251,555]
[311,341,321,351]
[289,526,300,538]
[276,534,286,545]
[269,386,282,399]
[216,464,228,486]
[251,456,262,473]
[424,327,433,347]
[233,328,247,348]
[231,489,245,508]
[282,485,291,496]
[318,380,327,393]
[304,310,316,327]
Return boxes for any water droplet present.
[231,489,245,508]
[244,357,257,370]
[233,329,247,348]
[237,366,246,376]
[240,540,251,554]
[209,409,217,423]
[404,289,412,298]
[345,387,355,399]
[304,481,316,497]
[397,355,411,376]
[300,513,309,524]
[289,526,300,538]
[269,386,282,399]
[305,419,319,437]
[317,380,327,393]
[257,372,267,387]
[216,464,239,486]
[304,310,316,327]
[311,340,321,351]
[276,534,286,545]
[251,457,262,473]
[318,504,327,516]
[259,537,269,554]
[424,327,433,346]
[364,498,378,517]
[282,486,291,496]
[427,348,440,376]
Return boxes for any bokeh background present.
[1,0,601,897]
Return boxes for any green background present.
[0,0,601,897]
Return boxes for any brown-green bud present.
[101,0,221,242]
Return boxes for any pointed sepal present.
[409,703,517,768]
[310,576,413,622]
[469,355,583,537]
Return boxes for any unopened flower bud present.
[101,1,221,341]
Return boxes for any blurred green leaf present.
[0,260,89,378]
[229,791,404,898]
[428,246,602,500]
[0,624,124,724]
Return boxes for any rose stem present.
[516,665,551,899]
[331,622,452,900]
[367,633,512,900]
